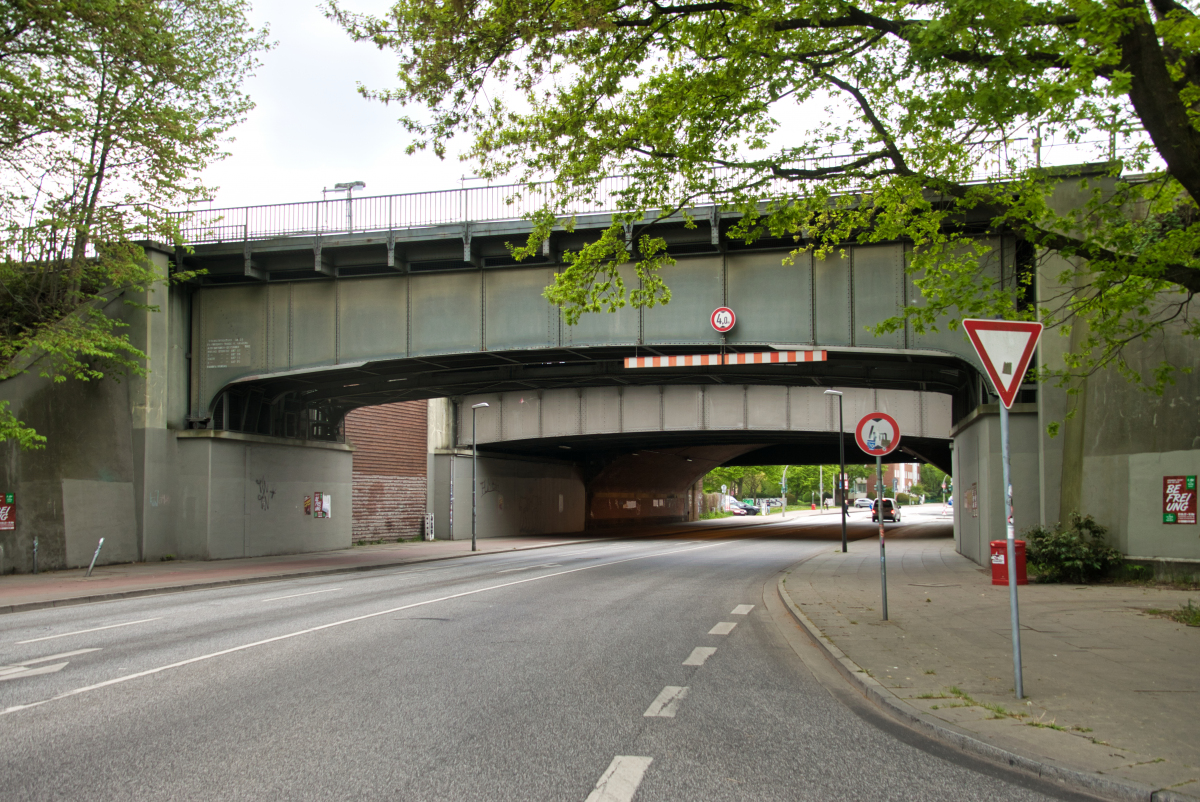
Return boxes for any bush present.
[1023,513,1123,583]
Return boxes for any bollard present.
[32,536,38,574]
[85,537,105,577]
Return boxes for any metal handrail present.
[167,158,871,244]
[168,147,1058,245]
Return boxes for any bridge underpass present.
[7,171,1190,576]
[169,201,1007,543]
[0,189,1050,573]
[442,384,954,533]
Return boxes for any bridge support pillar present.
[427,451,585,541]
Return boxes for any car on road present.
[722,499,759,516]
[871,498,901,522]
[853,498,873,509]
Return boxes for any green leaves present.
[0,1,268,449]
[336,0,1200,394]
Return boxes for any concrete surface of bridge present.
[2,171,1197,574]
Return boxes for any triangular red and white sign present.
[961,319,1044,409]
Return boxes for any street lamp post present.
[824,389,847,552]
[471,402,489,552]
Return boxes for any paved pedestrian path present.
[782,534,1200,800]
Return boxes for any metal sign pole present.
[1000,402,1025,698]
[877,454,888,621]
[838,398,847,552]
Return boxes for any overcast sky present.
[200,0,470,210]
[201,1,1121,213]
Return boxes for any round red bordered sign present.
[855,412,901,456]
[711,307,736,333]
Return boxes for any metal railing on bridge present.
[168,140,1092,245]
[166,157,877,244]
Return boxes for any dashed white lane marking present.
[0,663,69,682]
[643,685,689,717]
[708,622,737,635]
[0,649,101,682]
[683,647,717,666]
[496,563,561,574]
[730,604,755,615]
[17,618,162,645]
[260,588,343,602]
[13,649,101,666]
[2,541,726,717]
[584,756,653,802]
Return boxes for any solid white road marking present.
[0,663,69,682]
[2,541,726,717]
[730,604,755,615]
[14,649,101,666]
[496,563,561,574]
[17,618,161,644]
[584,756,653,802]
[0,649,98,682]
[643,685,689,717]
[683,647,717,666]
[260,588,343,602]
[708,622,737,635]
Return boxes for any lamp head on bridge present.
[331,181,365,192]
[823,389,843,397]
[472,402,489,409]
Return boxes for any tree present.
[920,463,949,499]
[0,1,268,448]
[332,0,1200,398]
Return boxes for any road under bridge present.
[7,171,1193,574]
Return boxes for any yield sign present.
[961,319,1044,409]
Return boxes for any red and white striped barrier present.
[723,350,826,365]
[623,350,826,368]
[623,354,723,368]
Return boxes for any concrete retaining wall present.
[428,452,585,540]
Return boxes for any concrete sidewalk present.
[781,534,1200,801]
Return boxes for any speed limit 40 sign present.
[711,307,736,333]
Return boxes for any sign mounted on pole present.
[855,412,901,621]
[855,412,901,457]
[961,318,1044,701]
[961,319,1044,408]
[710,307,736,333]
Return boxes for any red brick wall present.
[345,401,428,542]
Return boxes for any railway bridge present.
[5,172,1194,574]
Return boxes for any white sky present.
[200,0,472,210]
[200,1,1132,212]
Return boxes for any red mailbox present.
[989,540,1027,585]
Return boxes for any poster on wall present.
[304,495,312,515]
[0,492,13,531]
[312,492,331,519]
[1163,476,1197,524]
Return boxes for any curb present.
[0,537,606,616]
[774,575,1194,802]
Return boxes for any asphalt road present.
[0,510,1093,801]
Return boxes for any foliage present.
[0,0,268,448]
[1024,512,1124,583]
[1147,599,1200,626]
[704,463,872,499]
[920,465,950,500]
[333,0,1200,395]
